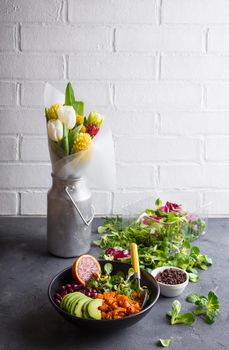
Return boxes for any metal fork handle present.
[65,186,95,226]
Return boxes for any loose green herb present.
[95,214,212,279]
[167,300,196,325]
[186,291,220,324]
[87,263,146,298]
[104,262,113,275]
[188,272,200,282]
[159,338,173,347]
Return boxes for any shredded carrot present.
[98,291,141,320]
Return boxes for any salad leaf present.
[96,216,212,278]
[159,338,173,347]
[155,198,162,207]
[167,300,195,325]
[96,200,211,278]
[188,272,200,283]
[87,264,146,297]
[186,291,220,324]
[104,263,113,275]
[186,293,199,304]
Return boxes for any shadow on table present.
[18,307,128,350]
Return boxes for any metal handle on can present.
[65,186,95,226]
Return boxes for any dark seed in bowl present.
[156,268,187,285]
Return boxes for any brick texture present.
[21,25,111,52]
[0,0,229,216]
[0,192,17,215]
[116,26,202,52]
[0,82,16,106]
[115,82,201,110]
[69,0,157,24]
[21,191,47,215]
[69,54,156,80]
[0,137,18,161]
[0,0,62,23]
[162,55,229,80]
[0,25,15,50]
[115,136,201,162]
[0,54,63,80]
[162,0,229,24]
[161,112,229,135]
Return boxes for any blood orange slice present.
[72,255,101,285]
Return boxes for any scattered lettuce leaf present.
[167,300,195,325]
[104,263,113,275]
[186,291,220,324]
[188,272,200,282]
[159,337,173,347]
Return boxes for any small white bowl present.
[151,266,189,297]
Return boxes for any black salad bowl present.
[48,260,160,331]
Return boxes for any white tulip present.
[48,119,63,142]
[57,106,76,129]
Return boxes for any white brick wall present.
[0,0,229,217]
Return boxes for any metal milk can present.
[47,175,94,258]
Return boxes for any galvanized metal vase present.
[47,175,94,258]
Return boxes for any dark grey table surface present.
[0,218,229,350]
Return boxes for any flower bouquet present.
[44,82,115,258]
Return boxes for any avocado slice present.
[67,293,85,313]
[60,293,72,310]
[69,295,85,315]
[87,299,103,320]
[64,293,79,311]
[61,292,85,311]
[82,300,92,319]
[74,296,91,318]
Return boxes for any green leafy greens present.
[186,291,220,324]
[95,214,212,279]
[167,300,196,325]
[159,338,173,347]
[87,263,147,298]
